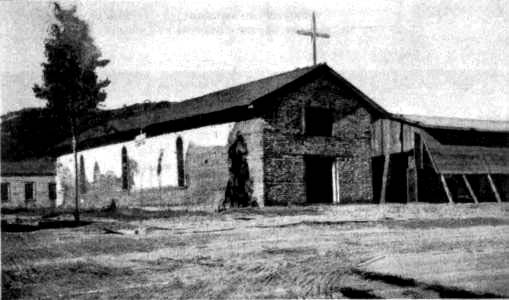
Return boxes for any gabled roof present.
[72,64,323,143]
[1,158,56,176]
[54,63,508,155]
[395,114,509,132]
[113,64,323,130]
[58,63,390,152]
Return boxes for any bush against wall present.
[224,133,254,208]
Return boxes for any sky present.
[1,0,508,120]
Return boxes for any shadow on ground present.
[1,220,93,232]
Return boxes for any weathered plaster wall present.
[1,176,56,208]
[56,123,235,207]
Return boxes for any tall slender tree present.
[79,155,87,194]
[33,2,110,222]
[157,149,164,201]
[93,161,101,183]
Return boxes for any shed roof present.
[423,134,509,174]
[395,114,509,132]
[1,158,56,176]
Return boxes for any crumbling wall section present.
[226,119,265,207]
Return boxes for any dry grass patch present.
[2,260,140,299]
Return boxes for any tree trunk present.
[71,127,80,223]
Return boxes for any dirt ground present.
[2,203,509,299]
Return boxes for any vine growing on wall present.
[224,132,254,208]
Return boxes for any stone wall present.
[262,72,374,205]
[333,108,374,203]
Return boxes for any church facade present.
[54,64,509,209]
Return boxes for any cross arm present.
[316,33,330,38]
[296,30,313,36]
[296,30,330,39]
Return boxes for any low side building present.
[370,115,509,204]
[0,158,58,208]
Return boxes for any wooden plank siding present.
[402,124,415,152]
[371,119,415,157]
[371,118,382,156]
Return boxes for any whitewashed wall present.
[56,123,235,204]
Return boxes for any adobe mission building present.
[3,64,508,208]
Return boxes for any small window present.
[25,182,35,202]
[48,183,57,201]
[1,183,10,202]
[305,107,333,136]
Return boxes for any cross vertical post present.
[297,12,330,65]
[312,12,317,65]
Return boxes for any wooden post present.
[380,120,390,204]
[380,154,390,204]
[72,135,80,222]
[407,167,418,203]
[487,174,502,203]
[440,174,454,204]
[332,159,340,204]
[462,174,478,204]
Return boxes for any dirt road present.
[2,203,509,299]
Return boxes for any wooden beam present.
[440,175,454,204]
[332,159,340,204]
[406,167,418,203]
[380,154,390,204]
[462,174,478,204]
[380,119,390,204]
[487,174,502,203]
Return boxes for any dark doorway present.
[1,182,10,203]
[48,182,57,204]
[305,156,333,204]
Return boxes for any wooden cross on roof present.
[297,12,330,65]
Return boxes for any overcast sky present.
[1,0,508,120]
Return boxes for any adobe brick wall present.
[185,144,228,206]
[262,73,374,205]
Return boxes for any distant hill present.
[1,101,173,161]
